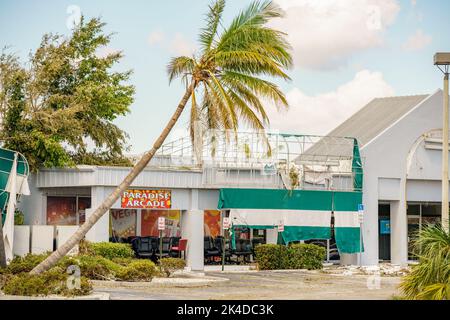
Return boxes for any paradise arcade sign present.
[121,189,171,209]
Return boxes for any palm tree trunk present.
[30,83,195,275]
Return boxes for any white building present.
[15,90,448,269]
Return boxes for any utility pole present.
[435,53,450,233]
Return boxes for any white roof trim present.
[361,89,441,151]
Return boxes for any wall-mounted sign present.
[121,190,171,209]
[277,223,284,233]
[380,219,391,235]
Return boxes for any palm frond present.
[167,56,195,84]
[215,50,290,80]
[217,0,284,51]
[222,71,288,109]
[199,0,226,53]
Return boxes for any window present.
[204,210,221,238]
[47,197,77,225]
[141,210,181,237]
[46,196,91,226]
[110,209,137,240]
[78,197,91,224]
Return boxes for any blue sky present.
[1,0,449,153]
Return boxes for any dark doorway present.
[378,204,391,261]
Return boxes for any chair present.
[233,239,253,263]
[134,237,154,259]
[214,236,232,263]
[171,239,188,259]
[204,236,220,264]
[155,237,171,259]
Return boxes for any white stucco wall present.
[358,90,449,266]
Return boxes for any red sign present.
[121,190,171,209]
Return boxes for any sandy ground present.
[93,270,402,300]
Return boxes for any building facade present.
[16,89,449,269]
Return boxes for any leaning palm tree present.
[400,224,450,300]
[31,0,292,274]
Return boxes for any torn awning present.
[218,188,363,254]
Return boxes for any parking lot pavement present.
[94,270,402,300]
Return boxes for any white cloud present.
[148,30,197,56]
[402,29,432,51]
[266,70,395,135]
[169,33,197,56]
[148,30,165,45]
[271,0,400,70]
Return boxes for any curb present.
[91,276,229,289]
[0,292,110,300]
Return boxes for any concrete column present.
[390,197,408,266]
[85,187,110,243]
[362,177,379,266]
[181,210,204,271]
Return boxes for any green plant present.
[400,225,450,300]
[159,258,186,277]
[59,255,121,280]
[287,243,325,270]
[14,210,25,225]
[1,267,92,297]
[84,242,135,260]
[115,260,158,281]
[289,166,300,189]
[254,243,325,270]
[254,244,289,270]
[111,257,134,266]
[1,253,50,274]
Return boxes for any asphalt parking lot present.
[94,270,402,300]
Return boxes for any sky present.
[1,0,449,154]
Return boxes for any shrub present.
[287,244,326,270]
[254,244,289,270]
[59,255,121,280]
[115,260,158,281]
[159,258,186,277]
[83,242,135,260]
[1,253,50,274]
[255,243,325,271]
[1,267,92,297]
[112,257,134,266]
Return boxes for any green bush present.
[1,267,92,297]
[115,260,158,281]
[111,257,134,266]
[255,243,325,271]
[83,242,135,260]
[254,244,289,270]
[59,255,121,280]
[159,258,186,277]
[1,253,50,274]
[287,244,326,270]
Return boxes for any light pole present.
[434,52,450,233]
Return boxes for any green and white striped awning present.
[1,148,30,223]
[218,188,363,254]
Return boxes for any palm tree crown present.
[167,0,293,143]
